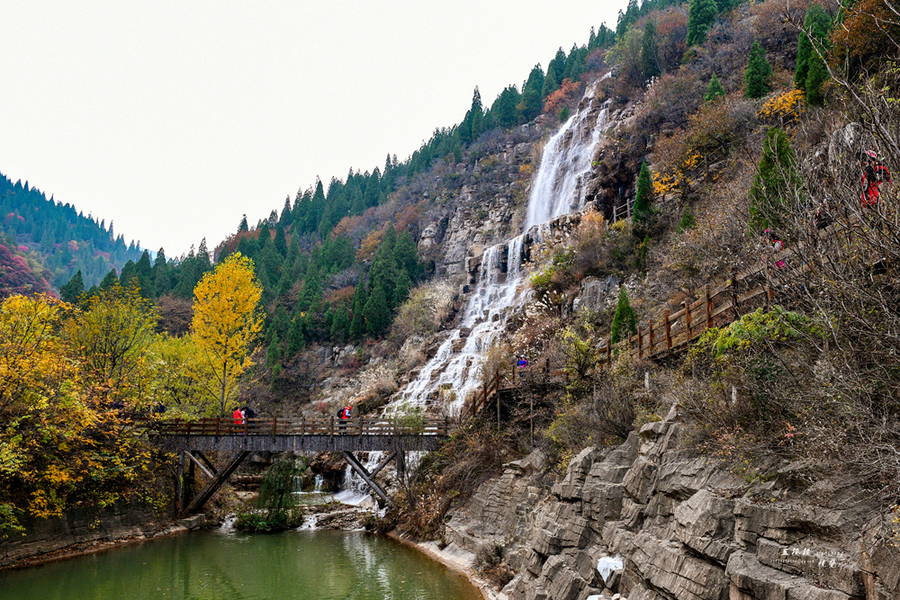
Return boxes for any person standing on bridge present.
[338,405,352,431]
[232,406,244,426]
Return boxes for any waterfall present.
[525,92,608,230]
[391,80,610,417]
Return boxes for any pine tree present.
[745,40,773,99]
[349,283,368,339]
[632,161,654,229]
[273,224,287,257]
[687,0,717,46]
[704,73,726,102]
[519,65,545,122]
[363,284,391,338]
[491,85,521,129]
[286,313,305,356]
[331,306,351,342]
[60,270,84,303]
[611,287,637,344]
[749,128,802,232]
[642,20,661,80]
[794,3,832,105]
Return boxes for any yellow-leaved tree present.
[191,252,262,415]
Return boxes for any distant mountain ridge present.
[0,172,145,297]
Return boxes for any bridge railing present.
[134,415,454,437]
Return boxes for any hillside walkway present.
[465,220,843,419]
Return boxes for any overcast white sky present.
[1,1,624,257]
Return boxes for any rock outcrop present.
[444,418,900,600]
[0,497,165,567]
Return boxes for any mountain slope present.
[0,173,145,296]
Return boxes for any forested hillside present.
[5,0,900,574]
[0,173,144,294]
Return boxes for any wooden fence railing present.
[462,243,790,419]
[136,416,454,437]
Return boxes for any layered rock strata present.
[444,418,900,600]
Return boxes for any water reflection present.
[0,529,481,600]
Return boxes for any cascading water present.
[525,86,607,230]
[391,80,611,418]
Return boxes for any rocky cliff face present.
[443,416,900,600]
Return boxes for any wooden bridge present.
[139,416,454,514]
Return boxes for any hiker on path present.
[860,150,891,207]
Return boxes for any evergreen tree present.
[286,312,305,356]
[238,214,249,233]
[133,250,152,297]
[99,269,118,290]
[152,248,171,296]
[745,40,773,99]
[273,224,287,257]
[794,3,832,105]
[716,0,735,12]
[632,161,654,229]
[611,287,637,344]
[563,44,586,82]
[392,230,420,280]
[393,269,412,307]
[749,128,802,232]
[60,270,84,303]
[687,0,717,46]
[331,306,351,342]
[266,335,282,368]
[541,64,560,99]
[369,226,398,305]
[642,20,661,80]
[704,73,726,102]
[461,87,484,143]
[257,222,271,249]
[363,284,391,337]
[518,65,545,122]
[278,196,293,228]
[363,169,381,208]
[349,283,368,339]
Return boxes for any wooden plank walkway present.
[139,416,454,453]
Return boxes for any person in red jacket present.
[860,149,892,207]
[232,406,244,425]
[338,405,351,432]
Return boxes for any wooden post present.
[649,321,655,357]
[497,375,501,431]
[664,309,672,350]
[684,299,692,343]
[175,451,185,513]
[730,269,740,320]
[637,325,644,359]
[705,285,712,329]
[606,341,611,367]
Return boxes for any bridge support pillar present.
[341,451,390,504]
[182,451,250,515]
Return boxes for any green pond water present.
[0,528,482,600]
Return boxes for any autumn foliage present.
[543,79,584,116]
[0,293,160,533]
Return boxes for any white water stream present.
[392,82,610,417]
[336,81,609,503]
